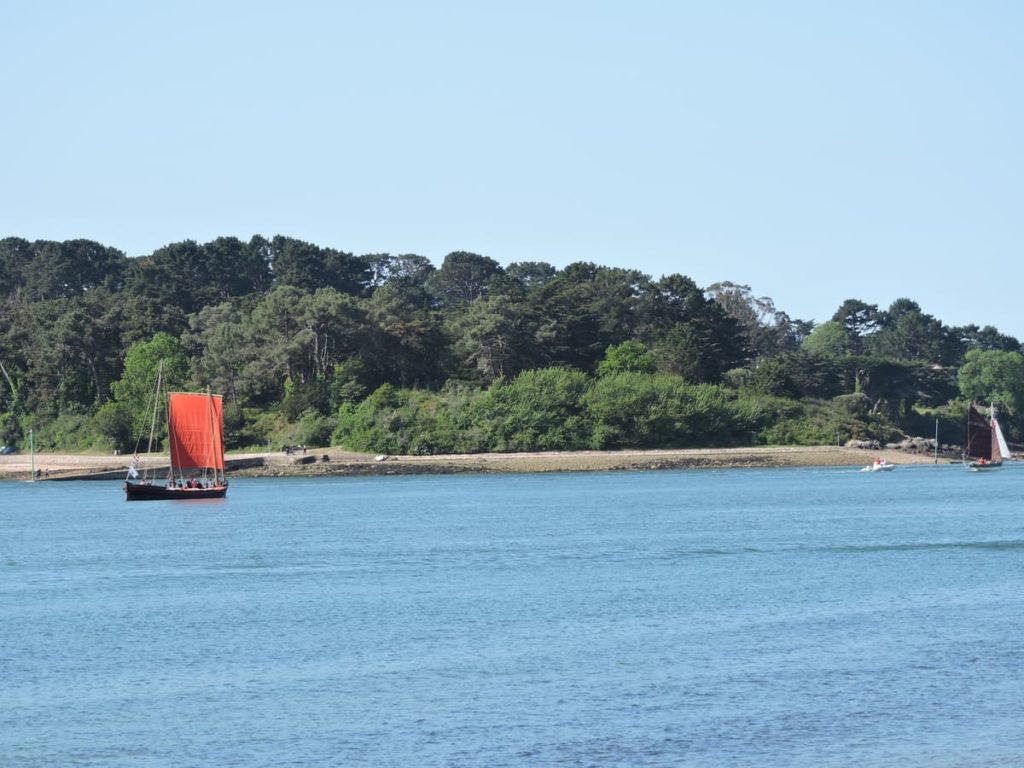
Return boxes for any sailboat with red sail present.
[125,370,228,500]
[963,404,1010,472]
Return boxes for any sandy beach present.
[0,444,947,481]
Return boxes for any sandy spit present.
[0,445,947,481]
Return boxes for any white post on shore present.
[934,418,939,464]
[29,428,35,481]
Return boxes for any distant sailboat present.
[963,404,1010,472]
[125,364,228,500]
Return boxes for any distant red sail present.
[168,393,225,471]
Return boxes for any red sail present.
[168,393,225,471]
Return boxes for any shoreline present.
[0,445,949,481]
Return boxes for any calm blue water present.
[2,464,1023,767]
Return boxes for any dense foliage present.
[2,235,1022,454]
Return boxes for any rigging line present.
[146,362,163,459]
[205,388,221,485]
[206,389,215,485]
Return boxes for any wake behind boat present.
[125,365,228,500]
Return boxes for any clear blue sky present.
[3,2,1021,337]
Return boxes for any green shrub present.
[281,376,329,420]
[296,409,336,448]
[32,409,105,452]
[584,372,670,448]
[832,392,872,417]
[753,397,901,446]
[333,385,485,455]
[93,401,135,453]
[474,368,592,451]
[728,392,784,442]
[1,412,22,446]
[598,340,657,376]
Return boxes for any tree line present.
[1,235,1022,454]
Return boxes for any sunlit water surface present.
[3,464,1024,766]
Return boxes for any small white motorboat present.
[861,457,895,472]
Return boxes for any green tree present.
[530,263,605,370]
[654,322,738,383]
[123,240,215,316]
[190,286,373,408]
[801,320,850,358]
[645,274,748,380]
[738,351,842,400]
[523,263,670,372]
[6,291,128,415]
[503,261,557,291]
[865,298,954,363]
[587,267,656,343]
[0,296,31,413]
[49,291,127,407]
[329,358,370,409]
[0,238,32,299]
[744,357,802,398]
[184,298,264,403]
[298,289,369,383]
[0,410,20,445]
[832,298,881,353]
[598,340,656,376]
[268,235,369,295]
[447,294,537,383]
[426,251,504,306]
[111,332,190,440]
[0,238,127,301]
[852,358,957,423]
[705,281,796,359]
[950,324,1021,358]
[365,283,448,388]
[957,349,1024,415]
[363,252,435,292]
[203,236,272,299]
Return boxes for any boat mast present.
[146,362,164,483]
[990,403,996,461]
[206,388,216,486]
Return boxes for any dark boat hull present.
[125,481,228,501]
[965,460,1003,472]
